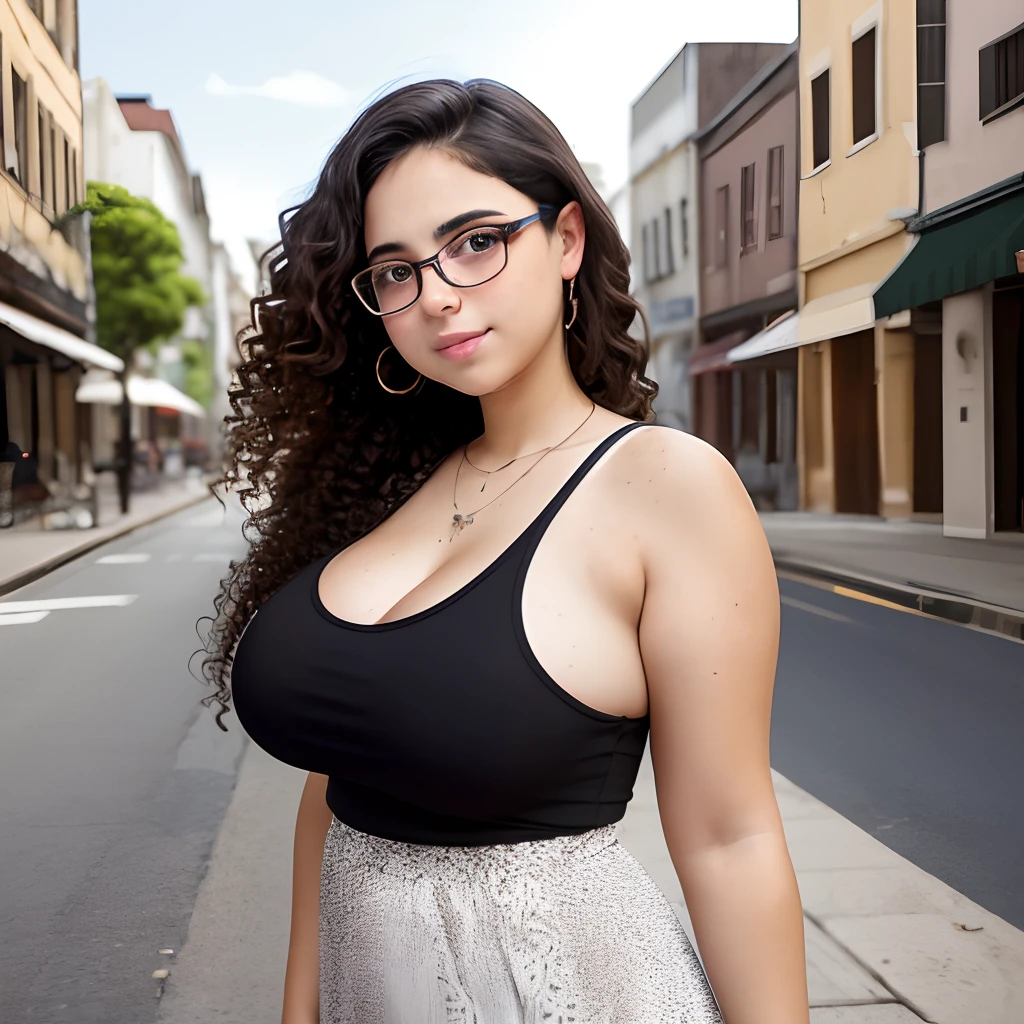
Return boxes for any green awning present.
[874,185,1024,319]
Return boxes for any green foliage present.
[179,338,213,409]
[71,182,206,360]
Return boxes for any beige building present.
[0,0,123,524]
[796,0,920,518]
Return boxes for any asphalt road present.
[2,503,1022,1022]
[0,498,249,1024]
[772,574,1024,930]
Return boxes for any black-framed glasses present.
[351,204,559,316]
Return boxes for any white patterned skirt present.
[319,816,724,1023]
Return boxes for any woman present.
[205,79,809,1024]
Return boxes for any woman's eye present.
[458,231,498,255]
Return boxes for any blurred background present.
[0,1,1022,1022]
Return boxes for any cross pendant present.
[450,512,474,541]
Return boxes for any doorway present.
[831,330,880,515]
[993,287,1023,532]
[913,332,943,514]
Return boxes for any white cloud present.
[204,70,354,109]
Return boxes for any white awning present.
[0,299,124,372]
[797,282,878,346]
[727,311,800,364]
[75,371,206,418]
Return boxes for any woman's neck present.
[474,334,594,463]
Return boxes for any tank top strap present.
[518,420,651,549]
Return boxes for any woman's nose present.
[418,263,460,315]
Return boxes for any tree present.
[69,183,205,513]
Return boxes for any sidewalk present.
[761,512,1024,617]
[0,473,215,595]
[156,739,1024,1024]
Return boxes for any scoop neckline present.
[310,421,643,632]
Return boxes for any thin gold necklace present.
[450,402,597,541]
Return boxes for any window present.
[71,146,78,204]
[811,68,830,169]
[0,36,5,178]
[11,71,28,188]
[852,27,877,145]
[767,146,784,239]
[52,123,61,215]
[663,207,674,275]
[37,104,51,206]
[917,1,946,147]
[740,163,757,250]
[980,22,1024,121]
[641,223,651,283]
[62,136,70,212]
[714,185,729,268]
[680,198,689,258]
[652,217,661,278]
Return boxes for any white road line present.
[0,595,138,613]
[96,553,151,564]
[780,595,853,623]
[0,611,50,625]
[192,553,235,562]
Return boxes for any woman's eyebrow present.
[366,209,506,264]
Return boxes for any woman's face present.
[361,146,584,396]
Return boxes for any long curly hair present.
[199,78,656,729]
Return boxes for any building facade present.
[630,42,789,431]
[796,0,919,519]
[692,44,800,509]
[0,0,125,524]
[873,2,1024,537]
[82,79,250,470]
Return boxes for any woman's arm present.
[634,429,809,1024]
[281,772,334,1024]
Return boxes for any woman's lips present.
[435,329,490,361]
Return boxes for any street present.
[1,504,1022,1022]
[0,499,247,1024]
[773,575,1024,930]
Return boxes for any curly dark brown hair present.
[198,77,656,729]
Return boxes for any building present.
[630,42,790,431]
[0,0,125,524]
[796,0,920,519]
[691,43,800,509]
[82,79,250,471]
[873,2,1024,537]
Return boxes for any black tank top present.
[231,421,654,845]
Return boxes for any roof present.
[116,96,185,160]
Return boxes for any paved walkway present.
[761,512,1024,614]
[0,474,215,594]
[156,738,1024,1024]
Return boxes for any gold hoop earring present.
[564,277,579,331]
[375,345,422,395]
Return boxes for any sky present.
[79,0,798,284]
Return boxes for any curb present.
[0,488,216,598]
[773,556,1024,643]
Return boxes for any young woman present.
[205,79,809,1024]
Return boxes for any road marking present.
[166,554,184,562]
[192,553,235,562]
[780,595,853,622]
[0,595,138,613]
[832,585,929,616]
[96,553,151,564]
[0,610,50,625]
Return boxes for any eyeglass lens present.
[355,226,509,314]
